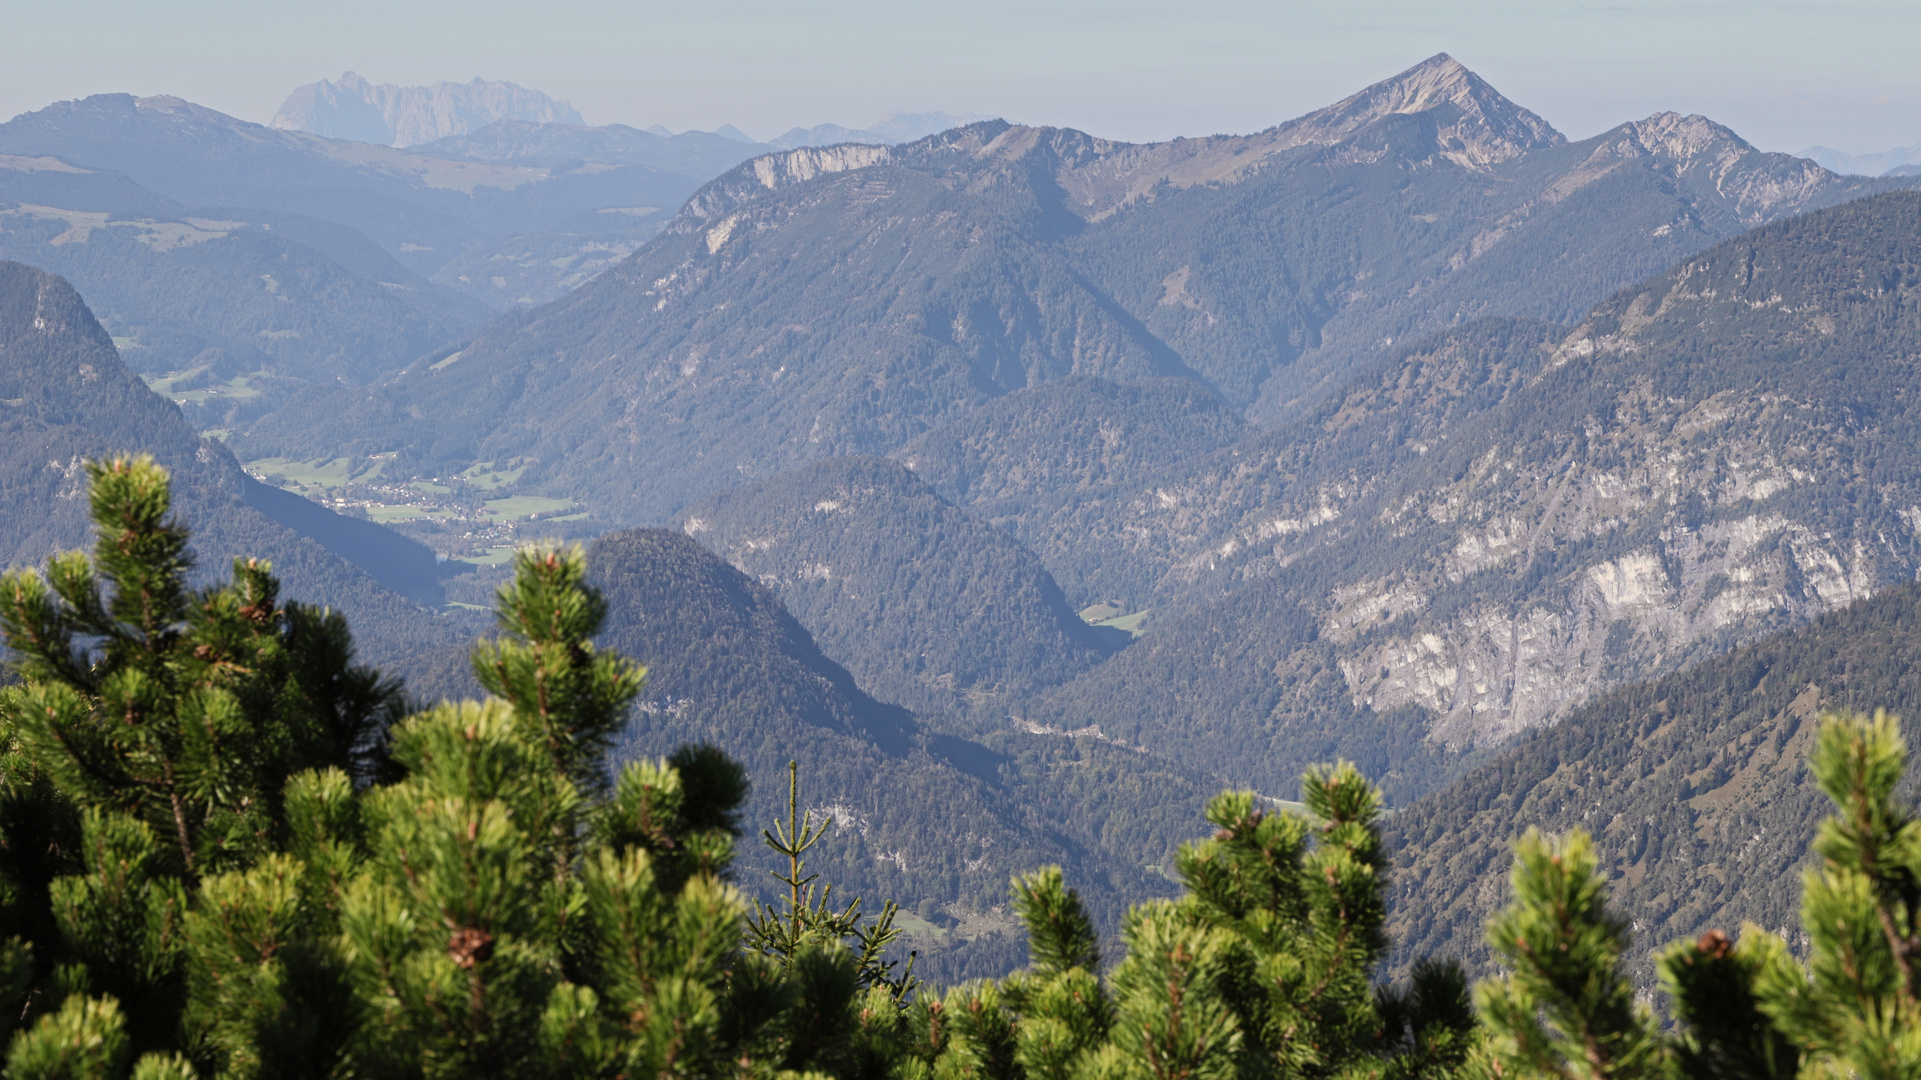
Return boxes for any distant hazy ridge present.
[272,72,585,147]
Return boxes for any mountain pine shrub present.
[892,765,1480,1080]
[1474,708,1921,1080]
[0,457,904,1079]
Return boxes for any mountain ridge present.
[222,55,1921,539]
[580,526,1210,981]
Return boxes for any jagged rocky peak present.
[1606,110,1833,182]
[1588,111,1842,224]
[1622,111,1752,160]
[271,72,584,147]
[1273,53,1565,167]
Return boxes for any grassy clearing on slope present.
[453,546,518,566]
[145,373,261,407]
[1079,601,1150,638]
[484,496,573,519]
[246,456,385,489]
[366,505,454,523]
[462,462,526,490]
[1096,611,1149,635]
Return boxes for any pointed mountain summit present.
[1268,53,1564,167]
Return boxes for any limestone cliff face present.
[1321,417,1885,749]
[670,142,896,232]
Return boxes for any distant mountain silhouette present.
[768,112,996,149]
[1798,142,1921,176]
[272,72,583,147]
[0,153,488,382]
[0,93,736,300]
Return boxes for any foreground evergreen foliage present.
[1473,708,1921,1079]
[11,458,1921,1077]
[0,458,904,1078]
[879,773,1477,1080]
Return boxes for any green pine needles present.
[10,457,1921,1078]
[1474,708,1921,1080]
[0,458,908,1079]
[882,764,1476,1080]
[746,760,920,1001]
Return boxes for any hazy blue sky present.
[2,0,1916,153]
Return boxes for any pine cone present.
[448,926,496,969]
[1695,928,1732,960]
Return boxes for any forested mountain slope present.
[0,260,460,665]
[0,155,487,382]
[229,55,1913,531]
[583,527,1210,981]
[311,154,1186,520]
[1026,190,1921,803]
[1385,580,1921,986]
[892,375,1248,513]
[677,456,1114,715]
